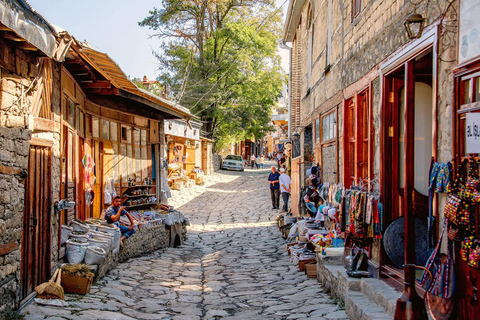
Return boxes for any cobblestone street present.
[21,164,348,320]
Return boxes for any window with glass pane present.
[127,145,134,180]
[474,77,480,103]
[322,112,336,141]
[120,144,127,181]
[110,122,118,141]
[141,146,148,179]
[92,117,100,138]
[134,129,141,145]
[141,129,147,145]
[68,99,75,127]
[101,119,109,140]
[315,118,320,141]
[463,79,472,105]
[127,127,132,144]
[79,111,84,135]
[113,144,119,183]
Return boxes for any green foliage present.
[140,0,285,147]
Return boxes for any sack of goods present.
[61,225,73,246]
[84,246,106,265]
[66,239,89,264]
[88,238,110,254]
[70,220,90,233]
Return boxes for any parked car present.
[221,155,244,171]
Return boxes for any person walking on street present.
[260,155,265,169]
[279,154,286,169]
[268,166,280,209]
[276,153,282,169]
[255,155,260,169]
[279,168,291,212]
[250,154,256,169]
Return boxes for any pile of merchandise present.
[167,163,204,190]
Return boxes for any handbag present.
[420,221,455,299]
[443,193,462,224]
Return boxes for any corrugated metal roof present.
[78,46,193,120]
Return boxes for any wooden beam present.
[19,43,38,51]
[404,61,415,265]
[88,94,164,121]
[2,33,26,42]
[82,81,111,88]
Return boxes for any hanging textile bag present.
[443,194,462,224]
[420,221,455,299]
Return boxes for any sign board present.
[164,120,200,140]
[459,0,480,64]
[466,113,480,153]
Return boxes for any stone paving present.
[21,162,348,320]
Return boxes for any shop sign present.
[466,113,480,153]
[459,0,480,64]
[164,120,200,140]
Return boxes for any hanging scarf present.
[372,199,382,238]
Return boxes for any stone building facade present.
[0,11,57,310]
[283,0,458,299]
[0,1,194,314]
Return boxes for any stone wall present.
[0,127,31,315]
[95,223,181,279]
[0,38,39,127]
[213,154,222,172]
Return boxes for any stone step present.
[345,291,392,320]
[360,278,399,317]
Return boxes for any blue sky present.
[28,0,289,81]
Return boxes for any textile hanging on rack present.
[428,161,453,249]
[444,157,480,270]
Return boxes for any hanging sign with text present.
[466,113,480,153]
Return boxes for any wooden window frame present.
[321,110,336,145]
[342,86,374,188]
[352,0,361,20]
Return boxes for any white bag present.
[90,231,113,252]
[70,220,89,233]
[84,246,106,265]
[111,227,121,254]
[99,224,120,253]
[61,225,73,246]
[66,239,89,264]
[69,232,89,241]
[88,238,110,254]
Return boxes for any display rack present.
[121,184,156,209]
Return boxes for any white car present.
[221,155,244,171]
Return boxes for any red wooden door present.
[21,143,52,300]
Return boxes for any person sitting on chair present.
[104,196,136,246]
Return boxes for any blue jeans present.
[113,222,135,238]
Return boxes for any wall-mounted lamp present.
[404,13,425,39]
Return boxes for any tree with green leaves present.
[139,0,285,150]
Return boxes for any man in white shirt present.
[279,168,291,212]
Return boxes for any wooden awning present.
[62,40,193,121]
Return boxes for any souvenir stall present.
[449,1,480,316]
[164,119,204,190]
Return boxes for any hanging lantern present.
[404,13,425,39]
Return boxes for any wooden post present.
[404,60,415,265]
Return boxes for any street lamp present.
[404,13,425,39]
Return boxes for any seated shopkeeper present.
[104,196,136,246]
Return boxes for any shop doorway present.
[381,50,434,283]
[21,142,52,301]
